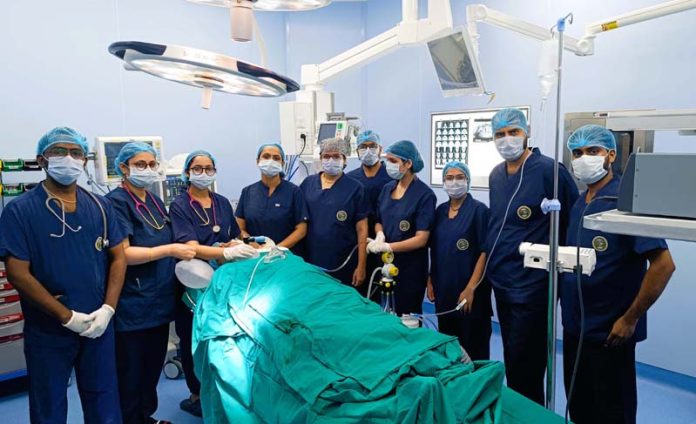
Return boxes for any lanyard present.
[188,190,220,233]
[123,185,167,230]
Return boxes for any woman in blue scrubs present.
[107,142,197,424]
[368,140,436,315]
[0,127,127,423]
[235,143,308,253]
[300,138,369,286]
[427,161,491,360]
[169,150,257,417]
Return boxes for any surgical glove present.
[79,304,115,339]
[62,311,94,334]
[223,243,260,261]
[367,239,392,254]
[375,231,386,244]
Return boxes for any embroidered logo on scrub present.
[456,239,470,251]
[336,210,348,222]
[592,236,609,252]
[399,220,411,232]
[517,205,532,220]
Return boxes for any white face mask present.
[258,159,283,177]
[386,161,405,180]
[494,135,525,161]
[46,155,84,186]
[572,155,608,185]
[358,147,380,166]
[444,179,468,199]
[189,173,216,189]
[127,167,159,188]
[322,158,344,176]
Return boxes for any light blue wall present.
[1,0,290,199]
[2,0,695,378]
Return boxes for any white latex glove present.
[367,239,392,254]
[62,311,94,334]
[223,243,260,261]
[366,231,386,253]
[80,304,115,339]
[375,231,386,244]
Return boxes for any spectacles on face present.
[321,153,342,161]
[44,147,85,160]
[444,174,467,182]
[357,146,379,155]
[190,165,216,176]
[130,160,159,171]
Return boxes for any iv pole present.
[546,13,573,411]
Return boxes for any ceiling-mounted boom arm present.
[301,0,454,88]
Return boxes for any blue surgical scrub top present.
[235,179,308,251]
[170,191,241,246]
[376,177,436,300]
[0,185,126,334]
[430,196,492,317]
[346,162,392,221]
[300,173,369,284]
[486,148,579,305]
[107,187,176,332]
[561,176,667,343]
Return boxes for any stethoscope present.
[43,182,110,251]
[187,190,221,233]
[122,184,168,230]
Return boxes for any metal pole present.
[546,14,571,411]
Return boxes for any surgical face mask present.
[189,173,216,189]
[494,135,525,161]
[45,155,84,186]
[258,159,283,177]
[127,167,158,188]
[386,161,405,180]
[358,147,380,166]
[322,158,344,176]
[572,154,608,185]
[444,179,468,199]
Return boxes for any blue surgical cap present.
[443,161,471,183]
[114,142,158,177]
[385,140,424,173]
[567,124,617,151]
[357,130,381,146]
[36,127,89,156]
[491,108,529,135]
[256,143,285,160]
[182,150,216,183]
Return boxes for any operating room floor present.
[1,325,694,423]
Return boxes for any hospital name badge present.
[456,239,469,251]
[336,210,348,222]
[592,236,609,252]
[399,220,411,232]
[517,205,532,220]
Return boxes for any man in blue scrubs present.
[301,138,369,286]
[486,108,579,404]
[369,140,436,315]
[0,127,127,423]
[428,161,492,360]
[347,131,392,296]
[561,125,675,424]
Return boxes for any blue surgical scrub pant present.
[496,300,547,405]
[115,324,169,424]
[23,324,121,424]
[563,332,637,424]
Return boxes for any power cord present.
[565,194,617,423]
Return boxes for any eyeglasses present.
[357,146,379,154]
[444,174,467,182]
[44,147,86,160]
[190,165,216,176]
[131,160,159,171]
[321,153,343,161]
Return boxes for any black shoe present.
[179,398,203,417]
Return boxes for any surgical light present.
[187,0,332,42]
[108,41,300,109]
